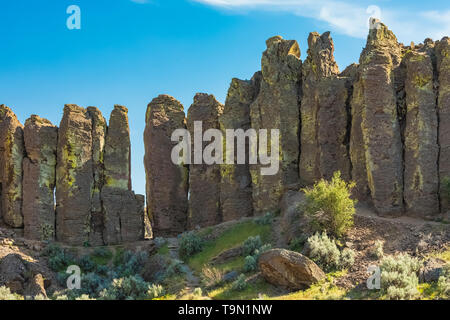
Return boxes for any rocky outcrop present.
[219,73,261,222]
[56,105,93,245]
[299,32,350,184]
[280,190,308,245]
[103,105,144,244]
[23,116,58,241]
[86,107,107,246]
[350,22,404,216]
[0,105,24,228]
[250,36,302,214]
[403,49,439,216]
[187,93,224,228]
[436,38,450,211]
[144,95,189,237]
[258,248,325,290]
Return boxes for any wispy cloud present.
[192,0,450,43]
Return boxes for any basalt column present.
[102,105,144,244]
[56,105,93,245]
[87,107,107,246]
[219,73,261,222]
[187,93,224,228]
[23,116,58,240]
[403,48,439,216]
[250,36,302,214]
[0,105,24,228]
[350,21,404,215]
[144,95,189,237]
[299,32,351,185]
[436,37,450,211]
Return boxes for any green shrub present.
[306,232,355,272]
[179,232,204,260]
[231,274,248,291]
[45,244,76,272]
[380,254,422,300]
[243,255,258,273]
[255,213,273,225]
[437,266,450,299]
[0,286,23,300]
[243,236,262,256]
[99,275,164,300]
[371,240,384,259]
[302,171,356,237]
[289,235,308,253]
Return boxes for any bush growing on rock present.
[179,232,204,260]
[380,254,422,300]
[302,171,356,237]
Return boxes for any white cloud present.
[193,0,450,43]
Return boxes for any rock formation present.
[403,48,439,216]
[250,36,302,214]
[299,32,351,185]
[144,95,189,237]
[56,104,94,245]
[187,93,224,228]
[102,105,144,244]
[23,115,58,241]
[436,37,450,211]
[0,105,24,228]
[219,73,261,222]
[350,22,404,216]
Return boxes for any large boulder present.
[349,21,404,215]
[436,37,450,211]
[299,32,350,185]
[219,73,261,222]
[0,105,24,228]
[144,95,188,237]
[250,36,302,214]
[403,48,439,216]
[0,253,26,294]
[187,93,223,229]
[56,104,94,245]
[23,115,58,241]
[258,249,325,290]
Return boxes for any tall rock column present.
[102,105,144,244]
[56,105,93,245]
[23,116,58,240]
[350,22,404,215]
[86,107,107,246]
[436,37,450,211]
[299,32,351,185]
[144,95,188,237]
[187,93,224,228]
[403,49,439,216]
[250,36,302,214]
[219,73,261,222]
[0,105,24,228]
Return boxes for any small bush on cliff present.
[306,232,356,272]
[380,254,422,300]
[302,171,356,237]
[179,232,204,260]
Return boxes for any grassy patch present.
[208,278,280,300]
[215,257,245,273]
[429,246,450,262]
[187,221,271,273]
[158,243,169,256]
[91,249,113,266]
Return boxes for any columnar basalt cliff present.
[23,115,58,241]
[0,105,24,228]
[300,32,351,185]
[1,21,450,245]
[144,95,189,237]
[187,93,224,229]
[219,73,261,222]
[249,36,302,214]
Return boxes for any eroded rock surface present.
[144,95,188,237]
[23,115,58,241]
[0,105,24,228]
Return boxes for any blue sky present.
[1,0,449,196]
